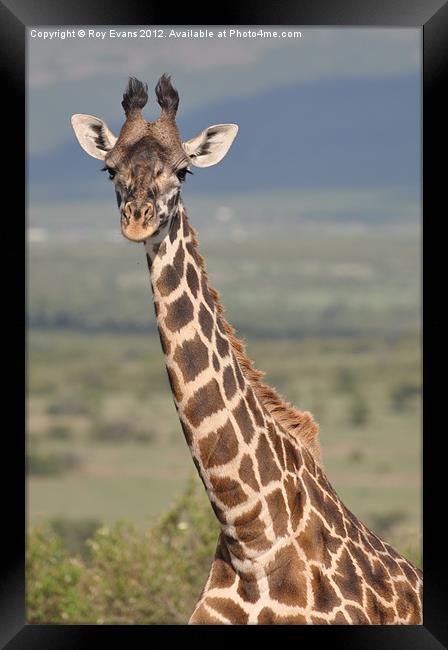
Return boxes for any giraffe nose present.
[123,202,154,222]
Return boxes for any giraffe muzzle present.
[121,201,159,242]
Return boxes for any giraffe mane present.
[186,221,322,465]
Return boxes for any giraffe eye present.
[101,166,116,180]
[176,168,192,182]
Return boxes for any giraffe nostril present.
[124,202,134,219]
[141,203,154,221]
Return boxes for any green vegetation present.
[27,450,83,477]
[27,479,218,624]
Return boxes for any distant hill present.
[29,74,420,201]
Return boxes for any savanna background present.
[27,26,421,624]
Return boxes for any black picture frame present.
[4,0,447,647]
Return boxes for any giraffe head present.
[71,75,239,242]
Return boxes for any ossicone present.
[155,73,179,119]
[121,77,149,116]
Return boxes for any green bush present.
[27,525,89,623]
[47,392,92,416]
[27,451,83,476]
[348,393,369,427]
[49,517,101,559]
[48,425,73,440]
[334,366,356,393]
[390,382,421,412]
[90,419,158,444]
[347,448,364,464]
[27,478,219,624]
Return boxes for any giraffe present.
[71,74,423,625]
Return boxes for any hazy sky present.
[28,27,420,154]
[27,26,421,218]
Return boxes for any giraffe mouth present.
[120,213,160,243]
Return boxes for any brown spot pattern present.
[256,434,282,486]
[346,605,370,624]
[223,365,237,400]
[380,553,402,578]
[201,276,215,312]
[223,533,245,560]
[198,419,239,469]
[237,572,260,604]
[400,561,420,588]
[186,240,201,265]
[156,264,179,297]
[209,474,248,508]
[342,508,362,545]
[311,615,329,625]
[206,597,249,625]
[210,500,227,525]
[190,603,222,624]
[209,555,236,590]
[238,454,260,492]
[215,331,230,358]
[198,303,213,341]
[297,510,340,568]
[258,608,306,624]
[283,437,299,473]
[234,501,268,550]
[173,240,185,275]
[284,475,306,530]
[303,446,316,473]
[173,333,209,383]
[267,422,286,469]
[311,566,341,613]
[245,387,264,427]
[186,262,199,297]
[303,471,346,537]
[365,586,396,624]
[266,488,288,538]
[267,544,307,607]
[348,543,393,603]
[217,317,226,334]
[333,611,350,624]
[333,547,363,603]
[164,292,194,332]
[318,492,347,539]
[169,212,180,243]
[212,353,220,371]
[366,530,386,553]
[184,378,225,427]
[394,580,420,621]
[232,398,255,444]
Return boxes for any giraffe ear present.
[71,114,117,160]
[182,124,238,168]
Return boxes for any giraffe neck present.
[145,201,297,568]
[144,202,423,621]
